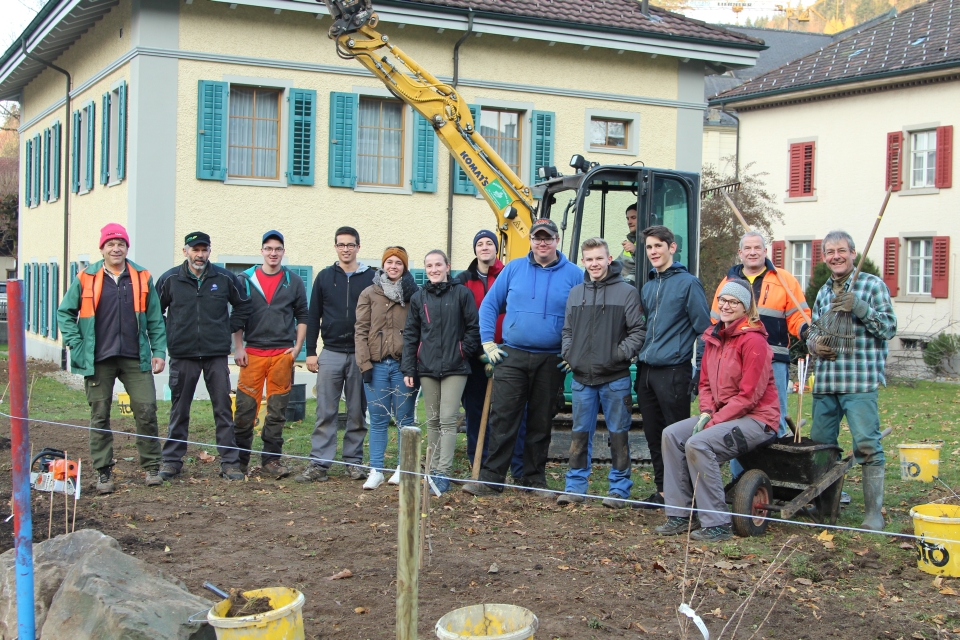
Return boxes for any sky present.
[1,0,45,55]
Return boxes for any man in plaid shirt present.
[807,230,897,531]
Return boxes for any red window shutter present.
[788,143,803,197]
[936,125,953,189]
[883,237,899,296]
[931,236,950,298]
[801,142,815,196]
[772,240,785,269]
[886,131,903,192]
[812,239,823,269]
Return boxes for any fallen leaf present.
[877,583,887,597]
[652,561,668,573]
[714,561,734,570]
[717,586,726,594]
[512,530,527,536]
[286,520,294,526]
[823,541,836,550]
[633,563,643,573]
[327,569,353,580]
[488,563,499,574]
[354,607,368,614]
[890,596,904,603]
[558,565,570,571]
[933,576,944,588]
[853,548,871,556]
[817,530,834,542]
[794,578,813,586]
[198,451,216,462]
[125,523,137,529]
[900,542,915,550]
[634,622,649,632]
[940,588,958,596]
[164,545,170,553]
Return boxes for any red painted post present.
[7,279,36,638]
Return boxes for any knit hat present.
[473,230,498,254]
[382,246,409,272]
[99,223,130,248]
[718,279,753,309]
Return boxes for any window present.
[228,87,281,179]
[357,98,404,187]
[907,238,933,295]
[792,241,812,291]
[911,131,937,189]
[479,108,520,177]
[101,81,127,186]
[72,102,95,194]
[590,118,627,149]
[787,141,815,199]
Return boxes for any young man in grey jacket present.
[557,238,646,508]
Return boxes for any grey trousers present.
[420,375,468,477]
[663,416,773,528]
[162,356,240,468]
[309,349,367,468]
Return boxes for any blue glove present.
[558,359,572,374]
[482,342,508,365]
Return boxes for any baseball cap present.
[184,231,211,247]
[529,219,559,237]
[262,230,284,244]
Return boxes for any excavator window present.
[651,175,690,268]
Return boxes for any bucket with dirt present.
[910,504,960,577]
[898,443,942,482]
[207,587,305,640]
[435,604,538,639]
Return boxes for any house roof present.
[710,0,960,106]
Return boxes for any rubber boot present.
[860,465,885,531]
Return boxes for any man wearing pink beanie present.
[57,223,168,493]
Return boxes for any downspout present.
[447,8,474,262]
[721,103,740,181]
[22,39,71,370]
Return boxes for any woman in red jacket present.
[655,278,780,542]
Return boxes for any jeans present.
[463,357,527,478]
[234,352,293,469]
[421,375,469,477]
[730,360,789,478]
[811,390,884,466]
[309,349,367,469]
[365,358,419,472]
[565,376,634,498]
[636,362,693,492]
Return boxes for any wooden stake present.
[419,446,433,570]
[47,487,54,540]
[27,374,37,412]
[471,378,494,480]
[64,452,69,536]
[794,360,804,444]
[396,426,421,640]
[72,459,80,533]
[0,381,10,405]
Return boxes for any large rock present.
[0,529,120,639]
[40,545,214,640]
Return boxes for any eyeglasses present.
[335,243,358,250]
[262,247,284,254]
[530,236,557,245]
[716,297,744,309]
[823,248,851,258]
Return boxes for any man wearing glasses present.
[234,230,309,479]
[297,226,376,483]
[463,219,582,497]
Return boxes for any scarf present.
[831,270,853,295]
[375,269,405,306]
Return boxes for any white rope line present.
[4,409,959,547]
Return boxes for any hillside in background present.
[742,0,926,33]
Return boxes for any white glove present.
[482,342,507,365]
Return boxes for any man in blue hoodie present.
[634,225,711,509]
[463,219,583,497]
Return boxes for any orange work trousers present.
[234,352,294,469]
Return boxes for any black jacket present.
[157,262,251,359]
[237,266,309,350]
[306,262,376,355]
[401,280,480,379]
[561,261,646,386]
[94,270,141,363]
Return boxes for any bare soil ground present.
[1,357,959,639]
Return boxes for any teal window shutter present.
[454,104,480,195]
[100,92,111,185]
[117,81,127,180]
[287,88,316,186]
[33,134,41,206]
[196,80,228,181]
[50,263,59,338]
[69,262,79,283]
[530,110,556,189]
[42,129,50,202]
[84,102,95,191]
[23,264,30,331]
[412,113,437,193]
[52,121,61,200]
[409,268,427,287]
[31,262,39,334]
[287,265,313,361]
[24,139,32,207]
[328,92,357,188]
[71,110,81,193]
[40,264,48,336]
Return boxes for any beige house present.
[712,0,958,353]
[3,0,763,369]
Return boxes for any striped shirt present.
[809,271,897,394]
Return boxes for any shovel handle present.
[203,582,229,599]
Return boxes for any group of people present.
[57,213,897,541]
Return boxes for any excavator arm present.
[322,0,537,261]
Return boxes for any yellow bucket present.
[910,504,960,577]
[436,604,538,639]
[898,443,942,482]
[207,587,305,640]
[117,393,133,416]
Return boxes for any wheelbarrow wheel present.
[731,469,772,538]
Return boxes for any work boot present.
[145,468,162,487]
[262,460,290,479]
[158,463,181,481]
[96,468,115,495]
[556,493,585,506]
[220,464,245,481]
[295,464,329,483]
[655,516,701,536]
[602,493,629,509]
[861,465,886,531]
[346,464,368,481]
[462,481,501,497]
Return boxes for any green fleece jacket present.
[56,259,167,377]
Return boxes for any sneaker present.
[145,468,162,487]
[556,493,586,505]
[363,470,385,490]
[295,464,328,483]
[632,491,664,510]
[655,516,701,536]
[220,464,245,481]
[522,483,553,499]
[689,524,733,542]
[262,460,291,479]
[432,475,451,494]
[840,491,851,505]
[387,467,401,485]
[346,465,368,481]
[158,463,181,481]
[602,493,629,509]
[96,468,115,495]
[462,481,501,497]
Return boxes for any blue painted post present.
[7,279,36,639]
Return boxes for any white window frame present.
[900,122,940,196]
[909,129,937,190]
[783,136,818,203]
[77,107,89,196]
[791,241,812,291]
[352,85,413,196]
[584,109,640,157]
[474,97,535,185]
[106,80,123,187]
[906,237,933,296]
[223,75,292,188]
[32,135,41,207]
